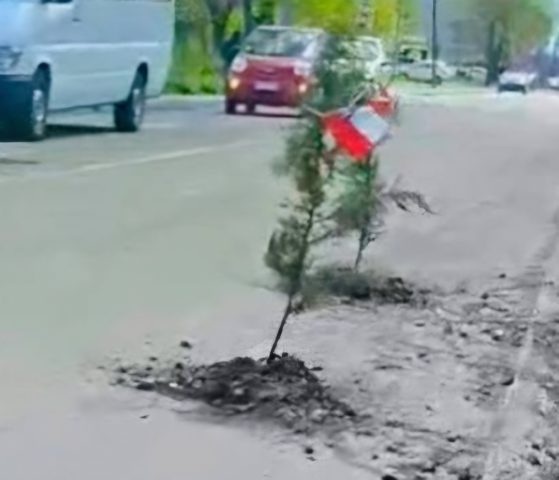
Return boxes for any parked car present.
[357,36,386,78]
[0,0,173,141]
[333,36,386,82]
[378,61,407,78]
[498,68,538,93]
[548,75,559,90]
[457,65,488,84]
[403,60,456,84]
[225,26,326,114]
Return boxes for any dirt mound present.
[370,276,424,304]
[122,354,358,434]
[305,267,430,306]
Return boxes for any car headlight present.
[0,46,23,72]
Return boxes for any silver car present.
[498,68,538,93]
[548,76,559,90]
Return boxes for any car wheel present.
[246,102,256,115]
[114,70,147,133]
[225,98,237,115]
[11,69,50,142]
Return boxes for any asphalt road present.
[1,91,559,479]
[0,98,289,403]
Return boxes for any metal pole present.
[431,0,439,87]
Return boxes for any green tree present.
[333,160,432,272]
[371,0,417,39]
[471,0,552,84]
[254,0,277,24]
[265,36,370,362]
[292,0,360,33]
[291,0,416,37]
[277,0,293,24]
[265,118,328,362]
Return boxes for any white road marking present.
[0,140,264,184]
[144,122,183,130]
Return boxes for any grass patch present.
[166,37,223,95]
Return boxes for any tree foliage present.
[290,0,417,38]
[265,117,328,362]
[292,0,359,34]
[371,0,417,40]
[265,36,371,361]
[471,0,552,83]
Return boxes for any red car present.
[225,26,326,114]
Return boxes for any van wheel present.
[11,70,50,141]
[114,71,147,132]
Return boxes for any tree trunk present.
[390,0,404,82]
[242,0,255,36]
[277,0,293,26]
[354,227,368,271]
[431,0,439,87]
[211,11,231,76]
[267,295,293,363]
[354,155,374,272]
[267,206,316,363]
[485,20,502,85]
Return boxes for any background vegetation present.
[167,0,554,94]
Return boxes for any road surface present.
[1,92,559,479]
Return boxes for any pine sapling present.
[264,33,385,361]
[265,118,330,363]
[334,158,433,271]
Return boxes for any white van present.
[0,0,174,140]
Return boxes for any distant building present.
[419,0,559,65]
[418,0,485,63]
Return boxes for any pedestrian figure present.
[222,30,242,70]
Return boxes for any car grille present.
[252,66,282,79]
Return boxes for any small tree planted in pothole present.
[265,35,371,363]
[333,157,434,272]
[264,29,432,360]
[265,118,331,363]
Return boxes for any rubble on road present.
[118,354,359,435]
[306,267,431,307]
[112,271,559,478]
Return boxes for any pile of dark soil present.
[122,354,358,434]
[371,276,424,305]
[305,266,430,306]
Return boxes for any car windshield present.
[507,66,536,74]
[243,28,320,59]
[508,58,537,72]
